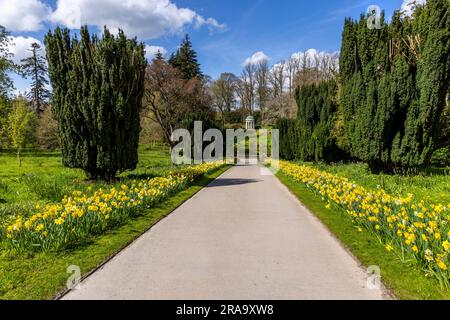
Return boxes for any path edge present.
[53,165,232,300]
[271,167,395,300]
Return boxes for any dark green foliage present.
[276,80,348,163]
[296,80,347,162]
[431,147,450,167]
[20,43,51,113]
[0,96,11,147]
[0,26,15,98]
[45,26,146,180]
[276,118,298,160]
[340,0,450,173]
[169,34,202,80]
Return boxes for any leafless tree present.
[286,56,300,96]
[240,63,257,112]
[210,72,238,126]
[143,57,212,146]
[255,60,271,113]
[269,61,286,100]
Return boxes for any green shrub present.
[431,147,450,167]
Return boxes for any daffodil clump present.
[278,160,450,288]
[3,162,223,252]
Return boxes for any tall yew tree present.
[340,0,450,173]
[296,80,346,162]
[45,26,146,180]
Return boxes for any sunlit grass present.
[276,170,450,300]
[0,144,174,227]
[305,162,450,204]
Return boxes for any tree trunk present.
[17,147,22,167]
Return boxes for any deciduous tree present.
[210,72,238,126]
[7,97,34,166]
[144,55,214,146]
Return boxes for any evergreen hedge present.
[296,80,347,162]
[340,0,450,173]
[277,80,347,163]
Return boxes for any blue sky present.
[1,0,409,94]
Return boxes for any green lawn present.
[307,162,450,205]
[0,144,174,227]
[275,170,450,300]
[0,145,229,299]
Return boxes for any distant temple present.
[245,116,255,130]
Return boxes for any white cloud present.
[0,0,51,31]
[243,51,270,66]
[50,0,226,39]
[401,0,426,16]
[268,49,339,90]
[8,36,44,64]
[290,48,339,65]
[194,16,227,33]
[144,44,167,61]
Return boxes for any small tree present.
[20,42,50,113]
[45,26,146,180]
[7,97,34,166]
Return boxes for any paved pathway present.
[63,165,390,300]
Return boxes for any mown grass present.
[308,162,450,205]
[0,165,230,300]
[276,170,450,300]
[0,144,174,227]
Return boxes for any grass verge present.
[275,170,450,300]
[0,165,230,300]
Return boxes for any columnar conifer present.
[340,0,450,173]
[45,26,146,180]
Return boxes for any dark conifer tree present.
[20,42,50,113]
[340,0,450,173]
[45,26,146,180]
[295,80,347,162]
[169,34,202,80]
[276,118,298,161]
[153,50,165,62]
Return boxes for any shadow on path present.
[208,178,261,187]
